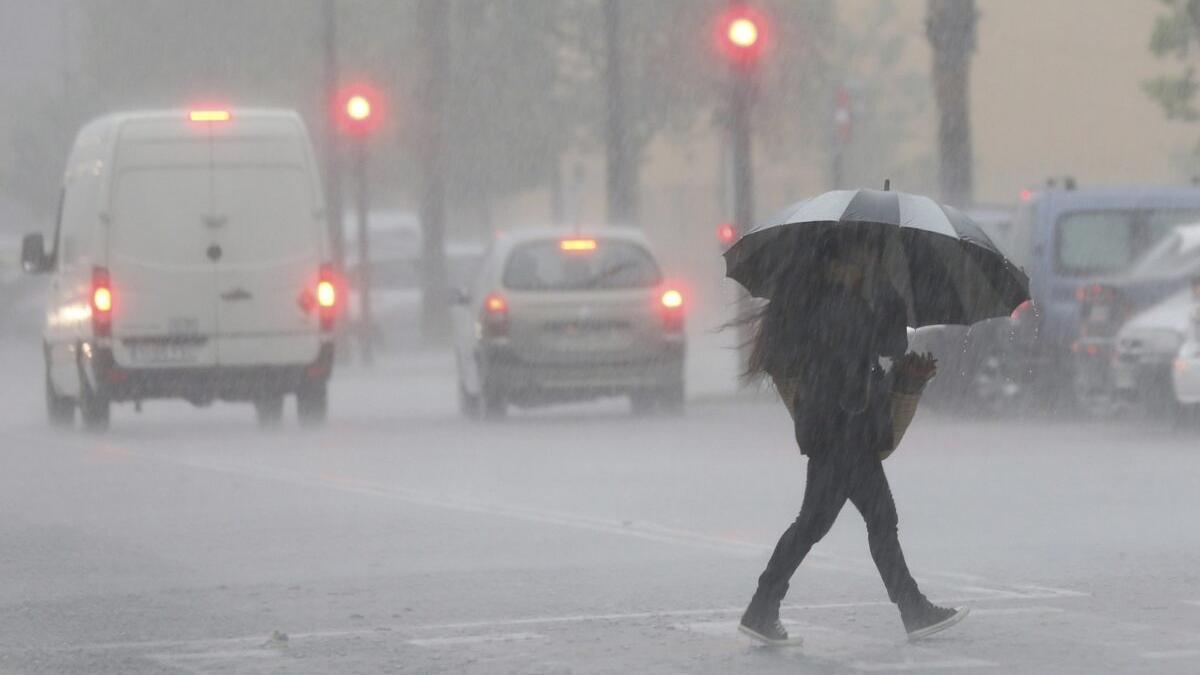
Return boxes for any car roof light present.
[560,238,597,252]
[189,109,231,122]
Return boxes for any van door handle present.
[206,244,222,261]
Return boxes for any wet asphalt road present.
[1,342,1200,674]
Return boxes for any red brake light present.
[660,288,685,333]
[484,293,508,314]
[317,264,337,331]
[481,292,508,338]
[92,287,112,313]
[317,280,336,309]
[189,109,231,122]
[91,267,112,337]
[560,239,597,252]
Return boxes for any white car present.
[21,108,337,430]
[1112,289,1191,412]
[1172,304,1200,407]
[451,228,686,418]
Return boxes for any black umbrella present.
[724,187,1030,327]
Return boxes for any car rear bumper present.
[92,343,334,402]
[482,343,683,401]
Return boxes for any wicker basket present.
[881,384,926,460]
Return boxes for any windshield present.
[503,240,661,291]
[1056,209,1200,276]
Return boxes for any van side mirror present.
[20,233,51,274]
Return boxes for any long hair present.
[741,230,844,383]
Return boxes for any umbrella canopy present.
[724,188,1030,327]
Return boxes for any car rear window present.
[1056,209,1200,276]
[502,239,661,291]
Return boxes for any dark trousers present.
[754,447,923,611]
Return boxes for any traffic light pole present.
[353,137,373,365]
[730,70,755,371]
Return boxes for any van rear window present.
[502,240,661,291]
[1055,209,1200,276]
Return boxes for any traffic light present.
[717,6,766,67]
[717,222,739,248]
[336,85,381,137]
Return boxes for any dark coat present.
[762,281,908,459]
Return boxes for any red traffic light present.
[717,222,738,247]
[717,6,767,65]
[335,85,382,136]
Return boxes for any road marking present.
[1142,649,1200,660]
[851,657,996,671]
[969,605,1064,616]
[408,632,545,647]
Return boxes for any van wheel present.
[254,396,285,428]
[45,369,75,428]
[297,383,328,427]
[79,383,110,432]
[458,381,482,419]
[480,378,507,419]
[657,378,686,416]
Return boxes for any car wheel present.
[480,378,507,419]
[657,378,685,416]
[296,383,328,427]
[255,395,285,428]
[79,381,110,432]
[45,368,75,428]
[458,380,482,419]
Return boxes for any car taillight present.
[660,288,684,332]
[91,266,112,337]
[318,264,336,331]
[482,292,508,338]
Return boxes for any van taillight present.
[481,292,508,338]
[660,288,684,332]
[92,266,113,337]
[318,264,336,331]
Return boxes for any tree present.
[1145,0,1200,176]
[926,0,977,206]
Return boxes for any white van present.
[21,108,337,430]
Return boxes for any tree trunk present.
[604,0,637,226]
[417,0,450,341]
[926,0,976,207]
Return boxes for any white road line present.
[408,632,545,647]
[969,605,1064,616]
[1142,649,1200,660]
[851,657,996,671]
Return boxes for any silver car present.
[451,228,686,418]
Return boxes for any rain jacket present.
[764,281,908,459]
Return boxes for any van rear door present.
[108,167,219,368]
[212,165,323,366]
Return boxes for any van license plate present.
[129,342,198,364]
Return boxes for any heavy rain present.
[1,1,1200,673]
